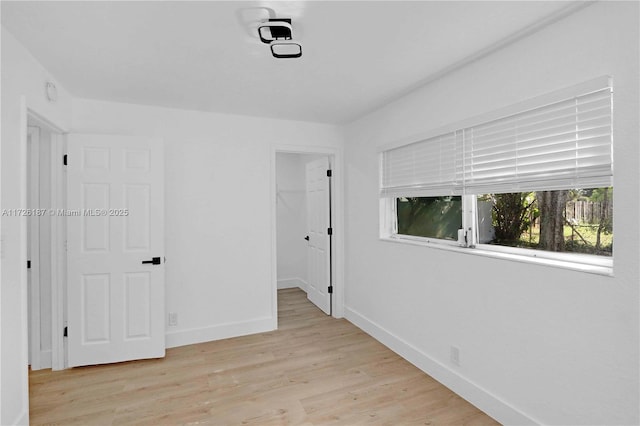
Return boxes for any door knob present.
[142,257,162,265]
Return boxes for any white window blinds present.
[380,131,462,197]
[380,80,612,197]
[463,86,612,193]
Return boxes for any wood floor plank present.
[29,288,499,425]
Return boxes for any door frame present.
[24,106,68,371]
[27,125,42,369]
[270,144,344,327]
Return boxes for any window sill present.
[380,236,614,277]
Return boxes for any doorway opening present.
[272,147,343,327]
[26,111,67,371]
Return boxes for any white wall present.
[1,27,72,426]
[71,99,342,348]
[343,2,639,425]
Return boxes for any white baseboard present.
[165,317,274,349]
[277,277,307,292]
[344,306,538,426]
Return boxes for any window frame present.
[380,193,613,276]
[378,76,614,275]
[471,190,613,268]
[392,195,465,244]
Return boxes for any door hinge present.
[328,286,333,294]
[327,227,333,235]
[63,326,68,337]
[27,260,31,269]
[63,154,68,166]
[326,169,332,177]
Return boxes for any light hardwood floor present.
[29,288,499,425]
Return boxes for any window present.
[396,196,462,240]
[380,77,613,272]
[477,188,613,257]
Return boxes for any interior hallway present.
[28,289,499,425]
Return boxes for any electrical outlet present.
[168,312,178,326]
[450,346,460,366]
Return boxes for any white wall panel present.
[124,184,151,251]
[125,272,151,339]
[124,150,150,172]
[82,147,110,171]
[82,184,110,252]
[82,274,110,343]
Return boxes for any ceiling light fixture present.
[270,40,302,59]
[257,18,302,59]
[258,19,292,44]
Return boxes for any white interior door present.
[305,157,331,315]
[67,134,165,367]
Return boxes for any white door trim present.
[26,108,68,371]
[270,144,345,327]
[27,125,42,370]
[49,131,66,370]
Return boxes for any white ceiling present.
[1,1,583,124]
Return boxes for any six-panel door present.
[67,134,165,367]
[305,157,331,315]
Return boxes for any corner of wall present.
[165,316,275,349]
[344,306,539,425]
[277,278,308,292]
